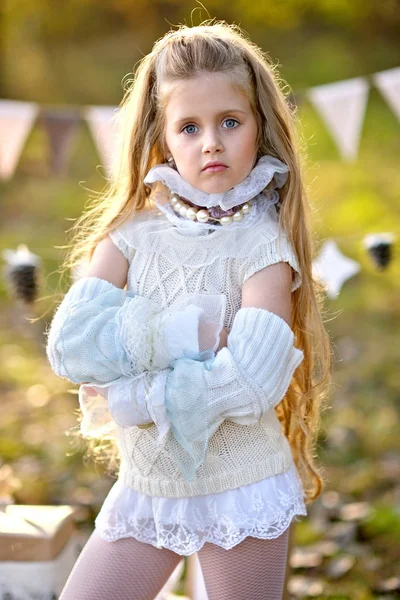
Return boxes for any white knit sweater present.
[105,156,303,497]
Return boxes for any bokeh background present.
[1,2,399,598]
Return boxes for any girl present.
[46,21,331,600]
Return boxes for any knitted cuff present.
[229,307,304,400]
[46,276,138,383]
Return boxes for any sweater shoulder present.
[107,201,300,289]
[236,204,302,292]
[108,209,165,262]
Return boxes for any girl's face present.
[163,72,259,195]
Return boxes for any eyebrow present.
[174,109,247,126]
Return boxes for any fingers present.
[83,386,99,397]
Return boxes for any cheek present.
[164,124,182,153]
[239,126,258,156]
[171,140,195,160]
[165,132,184,155]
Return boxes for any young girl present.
[46,21,331,600]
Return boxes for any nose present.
[202,127,224,154]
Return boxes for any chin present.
[195,176,234,194]
[193,182,230,194]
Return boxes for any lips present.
[202,163,228,172]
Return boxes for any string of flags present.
[0,67,399,180]
[1,230,397,306]
[1,66,398,301]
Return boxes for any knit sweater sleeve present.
[238,217,302,292]
[100,306,303,482]
[162,306,304,481]
[45,276,223,386]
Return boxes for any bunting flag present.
[84,106,119,175]
[312,239,361,299]
[0,100,39,180]
[372,66,400,122]
[38,108,81,176]
[307,77,370,162]
[0,65,398,180]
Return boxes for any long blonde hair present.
[55,20,332,504]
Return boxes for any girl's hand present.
[82,385,101,397]
[217,327,230,351]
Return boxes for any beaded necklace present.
[169,192,251,226]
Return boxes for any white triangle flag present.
[85,106,119,175]
[312,239,361,299]
[307,77,369,161]
[372,66,400,122]
[0,100,39,180]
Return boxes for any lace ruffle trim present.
[95,464,307,555]
[143,155,289,210]
[96,502,307,555]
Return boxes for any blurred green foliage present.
[3,0,400,42]
[2,0,399,102]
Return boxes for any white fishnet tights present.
[59,527,290,600]
[198,528,290,600]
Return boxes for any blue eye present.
[181,118,239,135]
[182,124,198,135]
[223,119,239,129]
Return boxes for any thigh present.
[59,529,183,600]
[197,527,290,600]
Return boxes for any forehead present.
[163,72,250,119]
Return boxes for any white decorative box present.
[0,504,80,599]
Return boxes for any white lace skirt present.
[95,462,307,556]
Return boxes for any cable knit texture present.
[162,307,304,482]
[47,155,304,498]
[45,277,223,385]
[105,168,303,497]
[108,198,301,335]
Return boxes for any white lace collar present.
[143,154,289,210]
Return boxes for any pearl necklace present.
[170,193,251,226]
